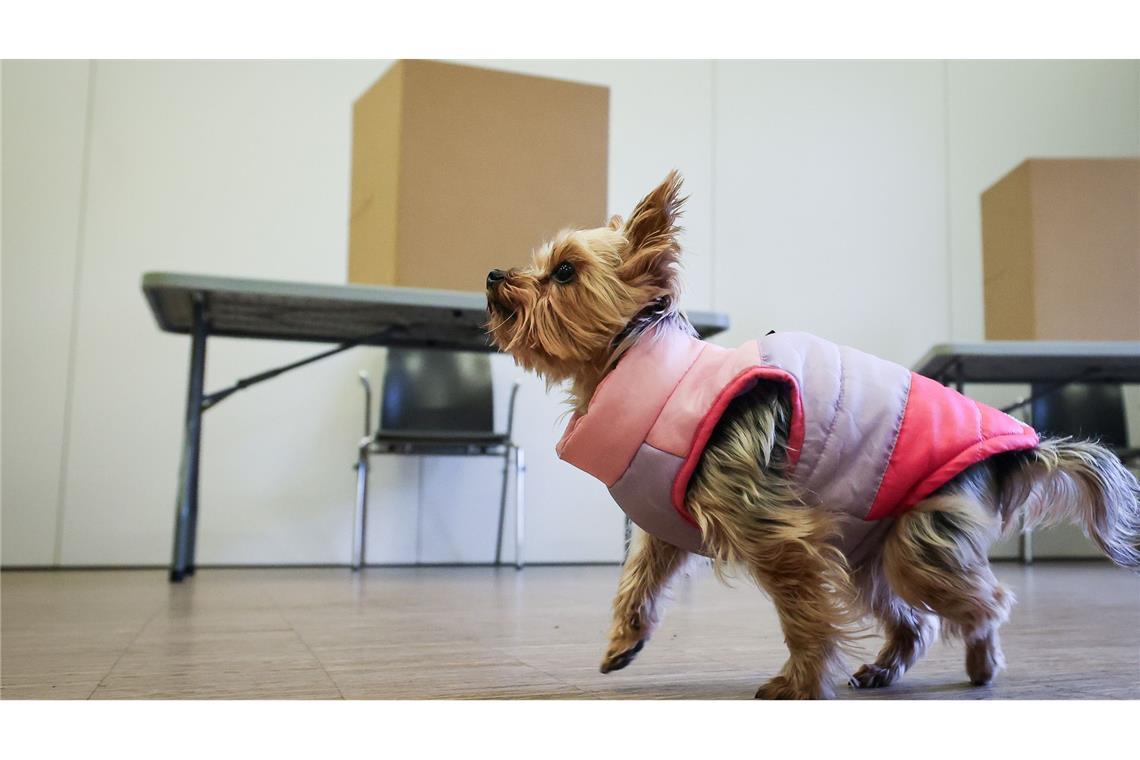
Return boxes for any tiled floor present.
[1,562,1137,699]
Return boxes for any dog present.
[485,171,1140,699]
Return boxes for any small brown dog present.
[486,171,1140,699]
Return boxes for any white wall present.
[713,61,949,365]
[3,60,1138,567]
[2,61,91,565]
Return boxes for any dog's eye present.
[552,261,576,284]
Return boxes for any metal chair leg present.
[623,516,633,563]
[352,441,370,570]
[515,447,526,570]
[494,446,511,565]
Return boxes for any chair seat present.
[370,429,511,454]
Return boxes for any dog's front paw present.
[599,639,645,674]
[848,663,899,689]
[965,639,1005,686]
[754,675,828,700]
[600,608,652,674]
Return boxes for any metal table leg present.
[165,310,387,581]
[170,298,207,582]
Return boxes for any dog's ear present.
[618,171,685,295]
[606,214,624,231]
[623,171,684,252]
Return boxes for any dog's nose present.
[486,269,507,289]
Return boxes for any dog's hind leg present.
[692,485,859,699]
[686,383,861,698]
[882,487,1013,687]
[599,530,690,673]
[736,509,860,699]
[849,558,939,689]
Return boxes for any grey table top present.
[913,339,1140,384]
[142,271,731,351]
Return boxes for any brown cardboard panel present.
[349,62,404,287]
[349,60,609,293]
[981,158,1140,341]
[1030,159,1140,340]
[981,161,1035,340]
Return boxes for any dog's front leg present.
[599,530,689,673]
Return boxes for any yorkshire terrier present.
[485,171,1140,699]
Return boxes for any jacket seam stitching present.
[610,441,677,489]
[810,343,846,485]
[866,370,913,517]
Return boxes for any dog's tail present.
[997,438,1140,570]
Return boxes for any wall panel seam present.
[709,60,717,313]
[53,60,96,566]
[942,60,954,342]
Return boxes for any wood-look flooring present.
[2,562,1137,699]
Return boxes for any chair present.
[1030,382,1131,453]
[353,348,524,570]
[1020,382,1134,562]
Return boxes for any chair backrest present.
[380,348,495,433]
[1031,382,1128,448]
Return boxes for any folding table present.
[142,272,731,581]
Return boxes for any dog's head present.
[485,171,686,391]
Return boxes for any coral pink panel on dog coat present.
[556,326,1038,556]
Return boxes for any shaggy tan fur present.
[685,385,865,698]
[486,171,1140,698]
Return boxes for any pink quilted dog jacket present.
[556,326,1038,557]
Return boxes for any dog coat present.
[556,326,1039,557]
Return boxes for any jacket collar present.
[555,324,706,487]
